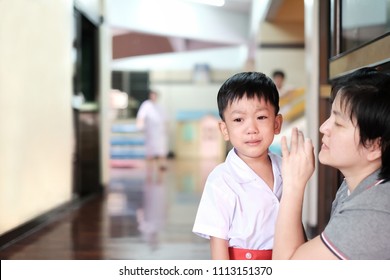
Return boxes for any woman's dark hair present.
[217,72,280,120]
[331,67,390,181]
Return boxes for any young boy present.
[273,67,390,259]
[192,72,283,260]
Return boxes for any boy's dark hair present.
[217,72,280,121]
[331,67,390,182]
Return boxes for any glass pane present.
[341,0,390,52]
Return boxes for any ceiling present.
[107,0,304,71]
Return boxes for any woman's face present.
[318,94,367,175]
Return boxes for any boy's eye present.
[257,116,267,120]
[233,118,243,122]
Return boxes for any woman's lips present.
[321,140,329,150]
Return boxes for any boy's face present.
[318,94,380,175]
[219,95,282,163]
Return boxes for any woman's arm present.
[288,236,339,259]
[210,236,230,260]
[273,128,339,259]
[273,128,314,259]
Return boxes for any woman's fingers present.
[281,135,289,157]
[281,128,314,158]
[282,129,315,190]
[305,138,315,168]
[284,127,305,154]
[289,127,298,154]
[297,130,305,151]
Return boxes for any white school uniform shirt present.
[136,100,168,157]
[192,148,282,250]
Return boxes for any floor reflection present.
[106,157,220,259]
[136,181,167,251]
[0,158,221,260]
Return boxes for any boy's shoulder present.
[204,161,243,196]
[207,161,230,179]
[206,159,241,185]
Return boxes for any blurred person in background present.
[272,69,305,124]
[136,89,169,182]
[272,69,295,97]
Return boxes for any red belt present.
[228,247,272,260]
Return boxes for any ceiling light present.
[185,0,226,7]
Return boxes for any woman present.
[273,67,390,260]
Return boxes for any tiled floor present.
[0,157,222,260]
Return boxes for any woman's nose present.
[319,118,330,134]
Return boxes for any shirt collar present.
[225,148,282,185]
[346,169,381,197]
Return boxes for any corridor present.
[0,157,221,260]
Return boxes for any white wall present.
[257,21,306,87]
[99,0,113,188]
[256,48,306,88]
[152,81,223,153]
[0,0,74,234]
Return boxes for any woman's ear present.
[219,121,230,141]
[366,138,382,161]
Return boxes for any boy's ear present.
[219,121,230,141]
[366,138,382,162]
[274,114,283,135]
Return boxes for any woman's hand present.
[281,128,315,193]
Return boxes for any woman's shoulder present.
[348,179,390,213]
[369,180,390,206]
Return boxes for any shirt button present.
[245,252,252,259]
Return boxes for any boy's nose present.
[247,121,258,134]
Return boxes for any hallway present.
[0,158,221,260]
